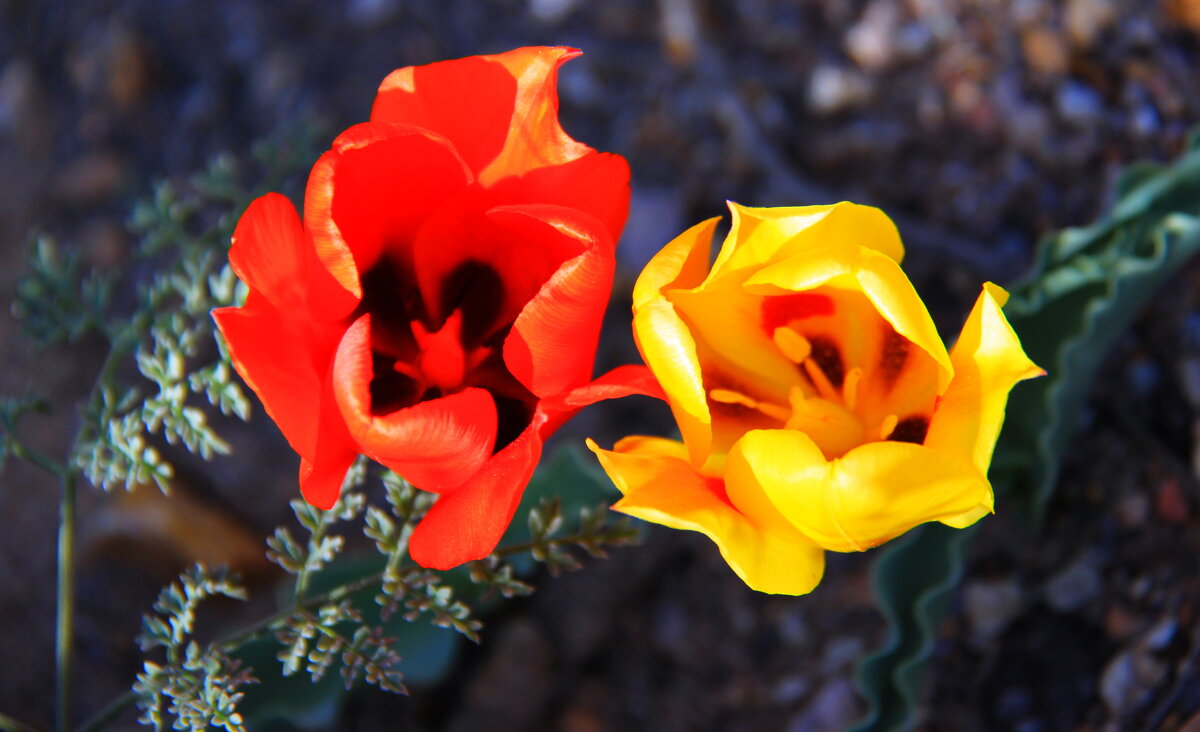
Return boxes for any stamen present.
[709,388,790,422]
[843,367,863,412]
[772,327,812,364]
[879,414,899,440]
[803,359,840,403]
[391,361,423,380]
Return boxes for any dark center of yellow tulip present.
[701,287,940,458]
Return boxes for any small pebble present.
[1100,647,1167,716]
[772,675,810,705]
[965,578,1022,645]
[1056,81,1104,126]
[1155,478,1190,525]
[0,60,35,134]
[1179,358,1200,407]
[808,65,872,115]
[1065,0,1117,48]
[529,0,582,22]
[1142,617,1178,652]
[1022,26,1069,76]
[53,152,125,204]
[1115,492,1149,529]
[786,678,859,732]
[1104,605,1138,641]
[1044,552,1103,613]
[845,0,901,71]
[820,637,865,674]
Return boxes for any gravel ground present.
[2,0,1200,730]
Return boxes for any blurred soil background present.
[2,0,1200,730]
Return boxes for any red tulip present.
[213,47,654,569]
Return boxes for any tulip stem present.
[55,470,77,732]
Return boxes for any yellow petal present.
[744,244,953,391]
[587,438,825,595]
[707,201,904,287]
[632,299,712,466]
[633,217,719,309]
[609,434,692,465]
[924,283,1044,477]
[730,429,990,552]
[940,500,993,529]
[668,285,801,405]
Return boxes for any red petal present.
[331,314,497,491]
[371,55,517,177]
[538,364,667,436]
[474,47,592,185]
[501,206,615,397]
[214,295,326,461]
[304,122,472,298]
[408,412,547,569]
[559,364,667,406]
[230,193,359,321]
[298,376,360,510]
[228,193,307,312]
[411,195,584,341]
[486,150,631,246]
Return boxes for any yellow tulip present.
[589,202,1043,595]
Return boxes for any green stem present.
[7,441,66,478]
[292,515,328,603]
[0,711,43,732]
[217,569,386,654]
[55,471,77,732]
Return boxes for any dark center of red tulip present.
[359,256,538,450]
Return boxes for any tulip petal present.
[298,377,360,510]
[229,193,359,321]
[487,151,631,245]
[410,197,584,345]
[632,298,712,467]
[304,122,473,298]
[332,314,497,491]
[588,437,825,595]
[536,364,666,437]
[409,413,547,569]
[744,244,953,389]
[730,429,990,552]
[372,54,518,176]
[501,205,615,397]
[925,283,1043,526]
[708,201,904,286]
[476,47,592,185]
[213,296,324,462]
[669,285,807,402]
[227,193,307,312]
[632,217,719,308]
[556,364,666,408]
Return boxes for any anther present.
[879,414,899,440]
[772,327,812,364]
[709,388,790,422]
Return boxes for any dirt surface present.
[3,0,1200,730]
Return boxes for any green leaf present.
[849,524,978,732]
[853,131,1200,732]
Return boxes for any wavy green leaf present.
[853,130,1200,732]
